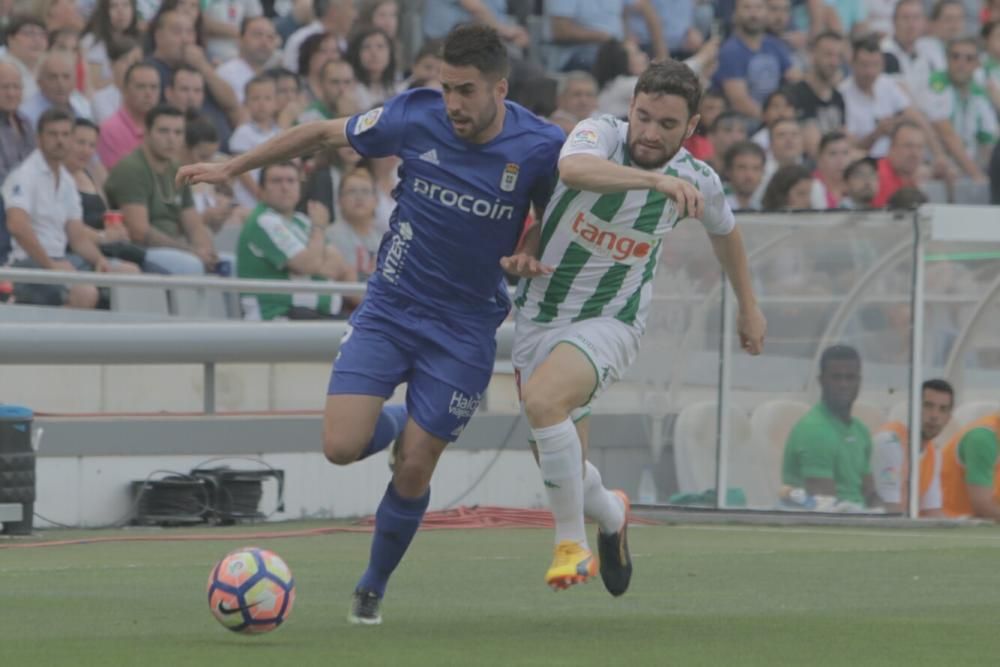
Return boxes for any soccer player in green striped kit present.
[506,60,767,594]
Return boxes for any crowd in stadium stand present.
[0,0,998,318]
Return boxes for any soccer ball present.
[207,547,296,634]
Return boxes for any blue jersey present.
[344,89,564,325]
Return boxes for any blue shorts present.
[327,292,501,442]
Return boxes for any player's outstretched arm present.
[708,226,766,355]
[500,222,553,278]
[177,118,350,186]
[559,154,704,219]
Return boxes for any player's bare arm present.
[558,153,704,219]
[500,222,553,278]
[709,226,767,355]
[177,118,351,186]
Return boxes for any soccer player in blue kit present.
[179,25,565,624]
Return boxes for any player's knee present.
[322,428,364,466]
[522,380,570,426]
[393,457,434,497]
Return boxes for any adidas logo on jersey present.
[419,149,440,165]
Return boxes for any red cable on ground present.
[0,506,657,550]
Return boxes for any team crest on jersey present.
[570,128,599,147]
[354,107,383,135]
[500,163,519,192]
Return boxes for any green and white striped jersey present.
[514,116,734,332]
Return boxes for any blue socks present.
[357,404,408,461]
[356,481,430,598]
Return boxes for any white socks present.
[583,460,625,535]
[532,419,586,547]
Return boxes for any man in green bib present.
[781,344,880,510]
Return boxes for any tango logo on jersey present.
[571,211,657,265]
[448,391,482,419]
[412,177,515,221]
[381,221,413,284]
[500,163,519,192]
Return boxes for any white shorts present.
[512,312,641,414]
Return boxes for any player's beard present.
[627,129,682,170]
[451,100,498,141]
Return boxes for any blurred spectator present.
[298,59,355,123]
[80,0,141,92]
[300,142,361,223]
[810,130,849,208]
[982,21,1000,112]
[840,156,878,208]
[781,344,879,509]
[399,40,443,91]
[992,140,1000,204]
[346,26,396,110]
[839,35,912,157]
[920,37,996,181]
[712,0,798,121]
[761,163,813,210]
[97,61,160,167]
[862,0,898,39]
[275,0,314,43]
[21,51,93,128]
[549,70,598,134]
[4,109,122,308]
[881,0,935,97]
[1,15,48,100]
[36,0,85,33]
[759,116,805,192]
[329,164,381,281]
[91,37,142,123]
[592,39,648,119]
[270,67,308,129]
[237,161,353,320]
[66,118,157,272]
[627,0,703,59]
[164,65,205,113]
[104,104,217,274]
[886,185,928,210]
[423,0,529,50]
[147,6,241,144]
[872,380,955,517]
[940,409,1000,520]
[872,121,925,207]
[181,114,242,233]
[216,16,279,104]
[0,61,36,186]
[297,31,342,104]
[359,0,403,69]
[750,87,795,152]
[202,0,263,65]
[706,110,748,173]
[229,75,280,209]
[283,0,357,73]
[723,140,765,210]
[921,0,968,75]
[765,0,806,55]
[683,89,725,160]
[546,0,662,72]
[786,31,845,157]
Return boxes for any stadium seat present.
[672,401,751,498]
[748,399,811,505]
[952,400,1000,427]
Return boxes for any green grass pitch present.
[2,521,1000,667]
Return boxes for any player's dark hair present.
[145,103,184,130]
[633,60,702,118]
[184,111,217,147]
[259,161,299,186]
[923,379,955,402]
[723,140,765,171]
[442,24,509,79]
[819,344,861,374]
[37,107,74,135]
[818,130,847,154]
